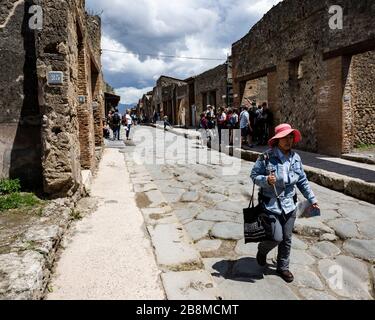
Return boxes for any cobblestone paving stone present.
[126,127,375,300]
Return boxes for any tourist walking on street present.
[163,115,172,130]
[217,107,227,146]
[250,123,319,283]
[240,106,253,148]
[262,102,274,145]
[112,109,122,140]
[125,110,133,140]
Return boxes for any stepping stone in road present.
[235,241,258,256]
[327,219,361,240]
[357,220,375,239]
[161,270,221,300]
[299,288,336,300]
[202,193,228,205]
[195,239,222,252]
[294,219,335,237]
[319,233,339,242]
[184,220,215,241]
[343,239,375,263]
[289,265,325,291]
[318,255,372,300]
[338,206,375,223]
[218,276,299,300]
[289,250,316,266]
[181,191,200,202]
[309,241,341,259]
[174,208,199,224]
[211,222,243,240]
[291,236,309,250]
[214,201,245,214]
[148,223,202,271]
[197,209,241,224]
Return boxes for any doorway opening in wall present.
[202,90,217,112]
[240,76,268,108]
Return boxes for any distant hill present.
[118,103,136,114]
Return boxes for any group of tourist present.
[103,109,134,141]
[198,101,274,148]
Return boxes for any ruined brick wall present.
[194,64,227,116]
[232,0,375,155]
[0,0,43,188]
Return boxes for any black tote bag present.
[243,184,271,243]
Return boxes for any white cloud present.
[87,0,283,103]
[115,86,154,104]
[245,0,281,16]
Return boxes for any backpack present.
[230,115,237,126]
[112,113,121,125]
[208,119,215,129]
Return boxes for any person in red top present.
[199,113,208,129]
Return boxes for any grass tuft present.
[0,193,41,212]
[0,179,21,195]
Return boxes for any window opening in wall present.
[289,57,304,85]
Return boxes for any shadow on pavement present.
[211,257,279,283]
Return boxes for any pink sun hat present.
[268,123,302,147]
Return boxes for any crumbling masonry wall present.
[0,0,43,188]
[0,0,104,197]
[232,0,375,155]
[194,64,227,116]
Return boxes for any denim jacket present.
[250,148,317,215]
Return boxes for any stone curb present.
[342,154,375,165]
[148,125,375,205]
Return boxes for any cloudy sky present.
[86,0,282,104]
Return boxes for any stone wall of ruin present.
[36,0,83,196]
[0,0,43,188]
[232,0,375,155]
[0,0,104,197]
[194,63,227,115]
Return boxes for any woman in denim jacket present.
[250,124,319,283]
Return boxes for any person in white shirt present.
[125,111,133,140]
[240,106,254,148]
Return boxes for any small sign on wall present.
[47,71,64,85]
[78,96,86,104]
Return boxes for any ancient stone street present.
[1,0,374,302]
[100,126,374,300]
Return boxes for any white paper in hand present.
[296,200,321,218]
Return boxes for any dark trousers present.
[126,124,132,139]
[113,125,120,140]
[258,210,297,271]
